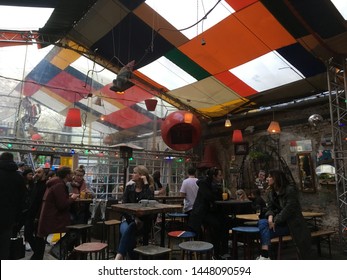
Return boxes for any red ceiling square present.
[105,107,152,129]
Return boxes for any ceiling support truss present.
[327,58,347,254]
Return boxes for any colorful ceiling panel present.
[1,0,346,142]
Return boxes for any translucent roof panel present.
[0,6,53,30]
[145,0,235,39]
[331,0,347,20]
[229,51,305,92]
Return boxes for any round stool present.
[74,242,108,259]
[168,213,188,222]
[66,224,93,244]
[167,230,196,259]
[133,245,172,260]
[179,241,214,260]
[231,226,260,259]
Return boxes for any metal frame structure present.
[327,58,347,254]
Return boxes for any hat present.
[18,162,25,167]
[22,169,33,176]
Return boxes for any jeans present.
[117,220,137,258]
[258,219,290,246]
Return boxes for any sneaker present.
[25,242,32,251]
[256,255,270,260]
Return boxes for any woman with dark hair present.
[257,169,311,260]
[188,167,229,259]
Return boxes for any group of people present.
[0,152,93,260]
[1,150,311,260]
[114,164,311,260]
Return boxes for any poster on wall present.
[289,140,312,152]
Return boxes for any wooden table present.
[155,195,183,204]
[236,211,325,227]
[112,203,182,246]
[215,200,253,216]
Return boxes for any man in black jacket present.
[0,152,26,259]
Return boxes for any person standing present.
[0,152,26,260]
[152,170,165,195]
[255,170,266,190]
[257,169,311,260]
[35,166,79,259]
[188,167,229,259]
[179,167,199,215]
[115,165,154,260]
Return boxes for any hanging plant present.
[249,150,272,162]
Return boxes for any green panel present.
[165,48,211,81]
[260,0,309,39]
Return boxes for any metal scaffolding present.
[327,58,347,254]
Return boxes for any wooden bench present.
[271,229,335,259]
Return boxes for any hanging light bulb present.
[267,121,281,134]
[225,118,232,127]
[184,111,193,123]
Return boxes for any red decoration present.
[161,110,201,151]
[144,99,158,111]
[232,129,243,143]
[31,133,42,140]
[64,108,82,127]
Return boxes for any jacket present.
[37,177,74,237]
[265,183,312,259]
[0,159,26,230]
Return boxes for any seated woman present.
[257,169,311,260]
[115,165,154,260]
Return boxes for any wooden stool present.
[167,230,196,259]
[168,213,188,223]
[179,241,214,260]
[134,245,172,259]
[232,226,260,259]
[74,242,108,259]
[97,219,121,259]
[66,224,93,244]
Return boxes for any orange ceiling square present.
[226,0,258,11]
[179,2,296,74]
[214,71,257,97]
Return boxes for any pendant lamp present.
[232,129,243,143]
[225,114,232,127]
[184,112,193,123]
[144,99,158,111]
[64,108,82,127]
[267,121,281,134]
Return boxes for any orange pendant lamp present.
[267,121,281,134]
[64,108,82,127]
[184,112,193,123]
[232,129,243,143]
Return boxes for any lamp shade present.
[267,121,281,134]
[225,119,232,127]
[184,112,193,123]
[31,133,42,140]
[232,129,243,143]
[64,108,82,127]
[144,99,158,111]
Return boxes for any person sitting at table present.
[152,170,165,195]
[249,189,266,219]
[257,169,311,260]
[188,167,230,259]
[235,189,250,201]
[255,170,267,190]
[115,165,154,260]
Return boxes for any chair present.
[66,224,93,244]
[231,226,260,259]
[133,245,172,259]
[73,242,108,259]
[179,241,214,260]
[167,230,196,259]
[97,219,121,259]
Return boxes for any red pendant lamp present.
[64,108,82,127]
[144,99,158,111]
[232,129,243,143]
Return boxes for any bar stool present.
[134,245,172,259]
[231,226,260,259]
[168,213,188,223]
[97,219,121,259]
[179,241,214,260]
[73,242,108,260]
[167,230,196,259]
[66,224,93,244]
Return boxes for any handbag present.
[9,237,25,260]
[49,231,79,259]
